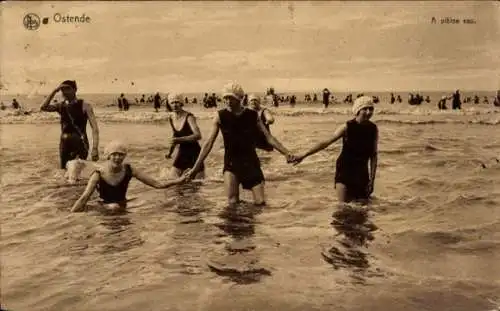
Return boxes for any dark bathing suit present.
[254,109,274,152]
[154,94,161,110]
[58,99,89,169]
[218,108,265,190]
[335,119,378,200]
[452,93,461,110]
[96,164,133,204]
[169,113,204,171]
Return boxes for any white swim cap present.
[222,82,245,100]
[248,94,260,104]
[104,140,128,158]
[352,96,374,115]
[168,92,183,104]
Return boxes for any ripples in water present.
[2,115,500,310]
[207,202,271,284]
[321,204,383,284]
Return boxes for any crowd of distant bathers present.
[108,87,500,113]
[3,88,499,117]
[0,98,33,115]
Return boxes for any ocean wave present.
[277,107,500,117]
[1,107,500,125]
[393,219,500,249]
[377,119,500,125]
[443,193,500,207]
[400,176,445,189]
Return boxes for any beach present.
[1,100,500,311]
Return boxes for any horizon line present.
[2,89,498,96]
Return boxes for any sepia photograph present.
[1,1,499,310]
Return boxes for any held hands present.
[178,173,189,183]
[183,168,197,181]
[285,152,306,165]
[285,153,296,163]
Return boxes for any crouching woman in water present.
[292,96,378,203]
[71,141,186,213]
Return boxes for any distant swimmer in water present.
[40,80,100,169]
[249,94,274,152]
[71,141,187,213]
[494,90,500,107]
[323,88,331,109]
[165,93,205,179]
[154,92,162,112]
[438,95,449,110]
[12,98,20,109]
[451,90,462,110]
[291,96,378,203]
[185,82,294,205]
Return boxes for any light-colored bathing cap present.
[352,96,374,115]
[168,92,183,104]
[222,82,245,100]
[248,94,260,104]
[104,140,128,158]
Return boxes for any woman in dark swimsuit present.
[165,93,204,179]
[249,94,275,152]
[185,82,294,205]
[292,96,379,203]
[71,141,186,213]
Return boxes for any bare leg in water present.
[335,183,349,204]
[251,183,266,206]
[223,171,266,206]
[224,171,240,205]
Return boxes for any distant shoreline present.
[1,90,498,97]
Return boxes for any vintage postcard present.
[1,1,499,311]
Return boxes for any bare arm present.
[71,172,99,212]
[165,115,176,158]
[263,109,274,125]
[40,88,61,112]
[190,114,220,174]
[166,143,177,158]
[174,114,202,143]
[83,102,100,152]
[300,124,347,159]
[132,166,185,188]
[369,127,379,183]
[257,115,289,156]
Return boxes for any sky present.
[1,1,499,94]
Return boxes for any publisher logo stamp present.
[23,13,40,30]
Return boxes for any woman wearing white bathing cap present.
[71,140,187,213]
[249,94,275,152]
[185,82,294,206]
[291,95,379,203]
[165,92,205,179]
